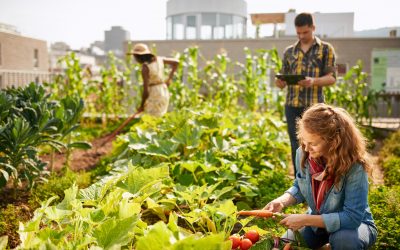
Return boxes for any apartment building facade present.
[0,31,50,89]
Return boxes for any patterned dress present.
[143,56,170,117]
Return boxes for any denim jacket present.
[285,148,376,233]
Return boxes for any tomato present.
[240,238,253,250]
[245,230,260,243]
[229,235,241,249]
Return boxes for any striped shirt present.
[282,36,336,107]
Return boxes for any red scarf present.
[309,157,334,212]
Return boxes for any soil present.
[40,134,115,172]
[370,139,385,185]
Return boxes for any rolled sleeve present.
[285,185,305,204]
[338,165,368,229]
[323,44,337,79]
[322,213,341,232]
[322,164,368,233]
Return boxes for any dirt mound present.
[40,135,114,171]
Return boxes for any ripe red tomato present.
[245,230,260,243]
[240,238,253,250]
[229,235,241,249]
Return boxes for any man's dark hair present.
[295,13,314,27]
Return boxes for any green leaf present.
[67,141,92,149]
[136,222,174,250]
[0,236,8,250]
[44,206,73,221]
[294,230,308,247]
[57,184,78,210]
[250,237,273,250]
[117,165,169,195]
[0,169,9,182]
[93,216,137,249]
[119,199,141,219]
[172,233,231,250]
[172,123,203,150]
[90,209,106,223]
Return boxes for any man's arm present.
[299,43,336,88]
[299,73,336,88]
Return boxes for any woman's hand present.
[280,214,307,231]
[263,199,285,213]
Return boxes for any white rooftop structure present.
[166,0,247,40]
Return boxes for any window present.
[172,15,184,39]
[167,17,172,39]
[213,26,224,39]
[186,15,197,39]
[201,13,216,39]
[220,14,233,39]
[233,16,245,38]
[34,49,39,67]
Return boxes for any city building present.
[166,0,247,40]
[104,26,130,57]
[0,30,49,89]
[0,22,20,35]
[49,41,100,75]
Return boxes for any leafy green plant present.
[0,83,89,190]
[379,130,400,160]
[381,157,400,186]
[325,61,385,124]
[0,204,32,248]
[53,95,91,169]
[369,185,400,249]
[0,83,63,190]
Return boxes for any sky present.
[0,0,399,49]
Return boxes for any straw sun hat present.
[127,43,153,56]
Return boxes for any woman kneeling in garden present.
[264,103,377,249]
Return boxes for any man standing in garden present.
[276,12,336,176]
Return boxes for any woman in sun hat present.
[128,43,178,117]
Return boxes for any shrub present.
[381,156,400,186]
[28,169,91,208]
[379,130,400,160]
[369,185,400,249]
[255,168,292,209]
[0,204,32,248]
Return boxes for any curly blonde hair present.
[297,103,372,185]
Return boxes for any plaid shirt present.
[282,36,336,107]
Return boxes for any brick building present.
[0,31,50,89]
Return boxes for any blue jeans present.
[283,224,377,249]
[285,105,306,176]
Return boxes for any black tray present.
[276,74,306,85]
